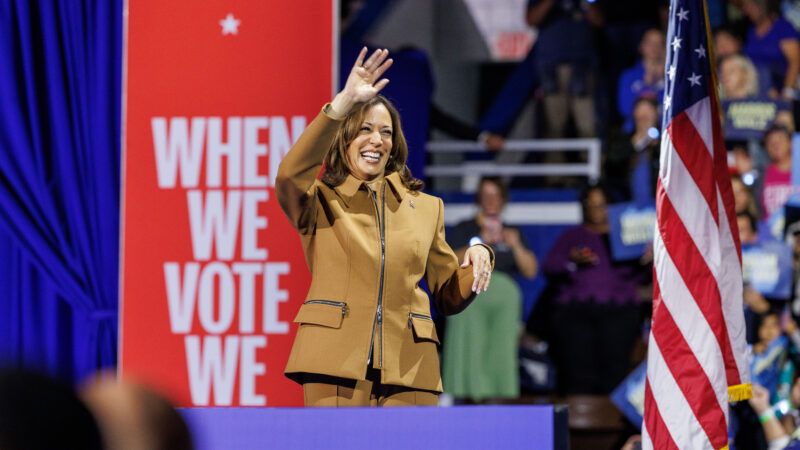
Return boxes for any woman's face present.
[346,104,393,181]
[633,101,658,132]
[478,181,505,217]
[731,178,750,214]
[640,30,665,63]
[584,189,609,227]
[715,32,741,59]
[741,0,767,22]
[766,130,791,165]
[737,215,757,244]
[758,314,781,345]
[720,59,746,98]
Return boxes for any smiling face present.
[345,103,393,181]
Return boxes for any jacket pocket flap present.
[410,315,439,344]
[294,302,345,329]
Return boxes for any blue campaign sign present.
[742,241,793,300]
[611,361,647,427]
[722,98,790,140]
[608,202,656,261]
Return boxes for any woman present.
[741,0,800,98]
[275,48,494,407]
[443,177,537,401]
[542,184,650,394]
[719,54,761,100]
[761,124,794,220]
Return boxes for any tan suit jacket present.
[275,106,486,392]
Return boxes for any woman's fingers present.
[371,58,393,83]
[362,48,386,72]
[374,78,390,92]
[353,47,368,70]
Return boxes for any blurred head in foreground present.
[81,375,193,450]
[0,369,102,450]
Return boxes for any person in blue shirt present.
[741,0,800,98]
[617,28,665,133]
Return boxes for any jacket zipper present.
[408,312,433,327]
[368,184,386,369]
[304,300,348,316]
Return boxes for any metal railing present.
[425,138,602,185]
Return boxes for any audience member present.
[606,96,661,202]
[542,184,650,395]
[749,382,800,449]
[733,175,762,218]
[527,0,603,138]
[443,177,537,402]
[81,374,193,450]
[715,25,745,61]
[741,0,800,98]
[719,54,761,100]
[617,29,666,132]
[761,124,795,219]
[752,310,795,405]
[0,369,102,450]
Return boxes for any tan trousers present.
[301,369,439,407]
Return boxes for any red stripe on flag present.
[656,183,741,387]
[666,114,719,226]
[708,84,742,263]
[651,281,729,449]
[644,379,680,450]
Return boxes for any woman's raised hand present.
[330,48,393,117]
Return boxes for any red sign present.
[120,0,334,407]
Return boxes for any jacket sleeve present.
[425,198,493,315]
[275,106,341,233]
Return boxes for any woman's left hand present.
[461,245,492,293]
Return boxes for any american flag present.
[643,0,752,448]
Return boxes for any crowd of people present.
[423,0,800,448]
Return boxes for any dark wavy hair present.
[321,95,423,191]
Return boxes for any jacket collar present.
[335,171,407,207]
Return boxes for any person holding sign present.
[275,48,494,407]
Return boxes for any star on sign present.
[671,36,682,52]
[220,13,240,35]
[668,65,676,80]
[688,73,702,86]
[677,8,689,21]
[695,45,706,58]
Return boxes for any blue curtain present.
[0,1,122,383]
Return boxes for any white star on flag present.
[668,65,677,80]
[220,13,240,35]
[688,72,702,86]
[677,8,689,21]
[671,36,682,52]
[695,45,706,58]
